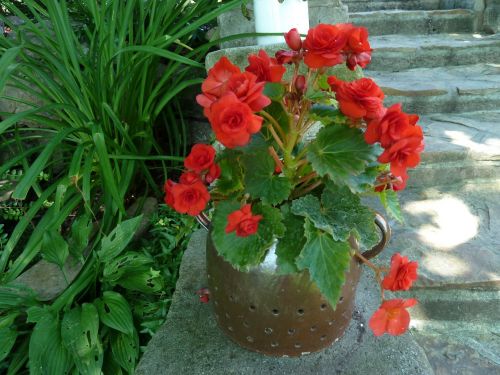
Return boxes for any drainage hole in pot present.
[320,335,327,341]
[272,309,280,316]
[243,321,250,328]
[320,303,327,311]
[264,327,273,335]
[294,343,302,349]
[297,308,305,316]
[288,328,296,335]
[339,297,344,303]
[228,326,234,332]
[229,295,234,302]
[246,336,254,343]
[249,305,256,312]
[328,320,334,326]
[310,325,317,332]
[271,342,279,348]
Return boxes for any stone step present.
[350,9,476,35]
[345,0,440,13]
[367,63,500,114]
[367,33,500,71]
[409,111,500,187]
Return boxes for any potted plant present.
[164,23,422,356]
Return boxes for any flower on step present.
[382,253,418,291]
[207,93,263,149]
[303,23,347,68]
[365,103,420,148]
[184,144,217,173]
[245,50,286,83]
[195,287,210,304]
[164,176,210,217]
[338,23,372,70]
[225,204,263,237]
[328,76,385,121]
[369,298,418,336]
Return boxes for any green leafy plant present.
[166,24,423,337]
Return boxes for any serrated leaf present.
[307,125,377,185]
[215,156,244,195]
[296,220,351,309]
[110,330,139,374]
[61,304,103,375]
[0,328,17,362]
[344,163,380,193]
[263,82,285,100]
[211,201,284,270]
[241,139,292,205]
[309,105,345,126]
[276,205,306,274]
[291,184,379,249]
[379,189,404,223]
[41,230,69,268]
[95,291,134,335]
[98,215,143,262]
[30,312,73,375]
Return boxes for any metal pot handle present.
[197,211,391,260]
[361,213,391,260]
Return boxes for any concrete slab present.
[137,230,433,375]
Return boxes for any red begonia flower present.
[205,163,221,184]
[226,71,271,111]
[375,171,409,192]
[329,77,385,121]
[382,253,418,291]
[284,28,302,51]
[184,144,216,173]
[275,50,301,65]
[170,180,210,216]
[196,56,241,109]
[369,298,417,336]
[338,24,372,70]
[207,93,263,149]
[365,104,420,148]
[179,171,201,185]
[246,50,286,83]
[303,24,347,69]
[225,204,263,237]
[164,179,175,208]
[196,287,210,304]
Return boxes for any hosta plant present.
[165,24,423,336]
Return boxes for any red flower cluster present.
[280,23,372,71]
[197,54,281,148]
[164,144,220,216]
[369,253,419,336]
[225,204,263,237]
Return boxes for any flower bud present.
[295,75,306,93]
[284,28,302,51]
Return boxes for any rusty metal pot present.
[198,213,390,357]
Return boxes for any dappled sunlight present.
[405,196,479,249]
[422,253,470,277]
[444,130,500,155]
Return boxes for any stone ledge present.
[137,230,433,375]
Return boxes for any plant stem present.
[354,250,386,301]
[261,110,286,140]
[268,146,285,172]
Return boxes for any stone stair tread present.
[368,63,500,95]
[370,32,500,50]
[351,8,473,17]
[345,0,440,13]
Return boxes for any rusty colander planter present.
[198,213,390,357]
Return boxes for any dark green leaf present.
[0,328,17,362]
[0,284,38,309]
[211,201,284,270]
[307,125,377,185]
[262,101,290,133]
[263,82,285,101]
[296,220,352,309]
[379,189,404,224]
[110,330,140,374]
[344,163,380,193]
[215,155,244,195]
[42,230,70,268]
[103,252,154,283]
[241,139,292,205]
[275,205,306,274]
[30,312,73,375]
[292,184,379,249]
[61,303,103,375]
[116,268,164,294]
[69,213,93,259]
[98,215,143,262]
[309,105,345,126]
[95,291,134,335]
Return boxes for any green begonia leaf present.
[263,82,285,101]
[211,200,284,270]
[61,303,103,375]
[379,189,404,224]
[307,125,377,185]
[241,139,292,205]
[292,184,379,249]
[215,155,244,195]
[275,205,306,274]
[296,220,352,309]
[309,105,347,126]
